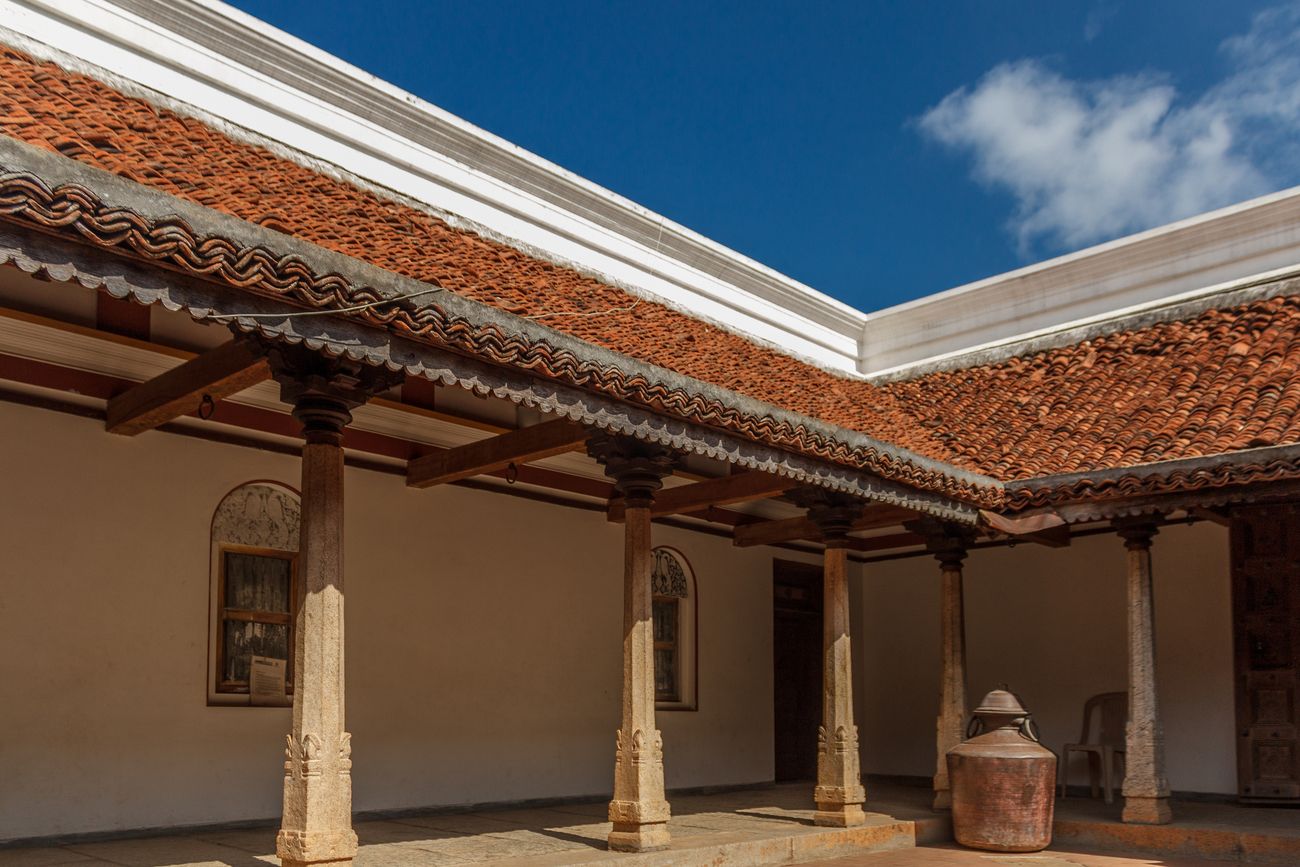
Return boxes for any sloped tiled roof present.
[884,292,1300,480]
[1,45,1298,504]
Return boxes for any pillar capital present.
[905,517,977,570]
[1113,516,1161,551]
[791,487,864,546]
[586,433,676,507]
[263,342,402,444]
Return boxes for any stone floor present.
[2,784,1296,867]
[0,784,929,867]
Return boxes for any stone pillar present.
[907,519,975,812]
[799,489,867,827]
[589,433,676,852]
[1114,518,1172,825]
[269,347,399,867]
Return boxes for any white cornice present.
[1,0,868,372]
[862,184,1300,375]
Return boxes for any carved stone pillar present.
[589,433,676,852]
[797,489,867,827]
[1114,518,1172,825]
[907,519,976,811]
[269,346,399,867]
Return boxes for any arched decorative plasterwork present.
[652,547,690,598]
[212,481,301,552]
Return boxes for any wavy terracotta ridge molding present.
[0,142,1001,510]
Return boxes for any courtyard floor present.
[1,783,1294,867]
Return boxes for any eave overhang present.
[1005,442,1300,521]
[0,134,997,523]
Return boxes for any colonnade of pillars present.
[266,356,1172,865]
[921,517,1173,826]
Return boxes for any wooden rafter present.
[732,504,917,547]
[105,338,270,435]
[406,418,589,488]
[608,470,796,521]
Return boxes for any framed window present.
[651,546,697,711]
[208,481,301,706]
[216,545,296,695]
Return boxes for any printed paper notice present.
[250,655,288,706]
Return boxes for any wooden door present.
[1231,503,1300,803]
[773,559,823,782]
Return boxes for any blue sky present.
[227,1,1297,311]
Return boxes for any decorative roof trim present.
[0,136,996,516]
[870,267,1300,383]
[1005,444,1300,512]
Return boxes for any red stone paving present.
[2,45,1299,492]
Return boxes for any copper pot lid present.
[973,688,1027,716]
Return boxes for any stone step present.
[1053,815,1300,866]
[474,815,918,867]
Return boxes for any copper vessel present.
[947,689,1056,852]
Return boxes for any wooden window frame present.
[214,542,297,698]
[653,595,681,703]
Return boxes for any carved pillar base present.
[268,346,398,867]
[1122,796,1174,825]
[590,433,675,853]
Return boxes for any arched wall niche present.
[207,480,301,707]
[652,545,698,712]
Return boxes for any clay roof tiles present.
[1,45,1298,498]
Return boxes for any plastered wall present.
[0,401,778,841]
[853,522,1236,795]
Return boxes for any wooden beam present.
[732,504,917,547]
[608,471,796,521]
[105,338,270,435]
[406,418,589,488]
[843,532,924,553]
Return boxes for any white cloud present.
[917,4,1300,255]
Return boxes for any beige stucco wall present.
[0,395,1242,842]
[0,401,780,841]
[853,522,1236,796]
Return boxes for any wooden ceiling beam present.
[842,532,925,553]
[732,504,917,547]
[608,470,797,521]
[105,338,270,435]
[406,418,589,488]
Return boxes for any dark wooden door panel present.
[1231,503,1300,803]
[774,559,822,783]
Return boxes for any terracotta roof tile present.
[1,45,1298,494]
[882,293,1300,480]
